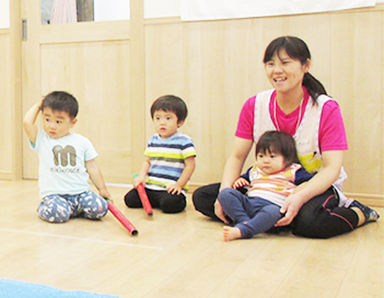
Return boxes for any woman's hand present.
[275,150,344,226]
[275,193,304,226]
[214,200,229,224]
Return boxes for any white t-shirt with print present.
[31,129,98,198]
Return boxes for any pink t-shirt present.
[235,88,348,152]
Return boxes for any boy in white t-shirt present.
[23,91,110,223]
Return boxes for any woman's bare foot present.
[223,226,241,241]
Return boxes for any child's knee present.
[124,190,142,208]
[37,202,71,223]
[263,205,282,220]
[161,197,186,213]
[80,192,108,219]
[218,187,235,203]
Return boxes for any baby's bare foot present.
[223,226,241,241]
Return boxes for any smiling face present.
[153,110,183,139]
[264,49,310,95]
[42,107,77,139]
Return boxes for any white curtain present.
[50,0,77,24]
[94,0,130,21]
[0,0,9,28]
[180,0,377,21]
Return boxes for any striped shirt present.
[144,132,196,194]
[247,163,304,207]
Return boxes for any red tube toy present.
[133,174,153,216]
[106,200,138,236]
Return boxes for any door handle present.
[22,19,27,41]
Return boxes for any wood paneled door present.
[21,0,145,184]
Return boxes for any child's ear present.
[71,118,78,125]
[177,120,184,127]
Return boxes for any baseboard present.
[6,179,380,208]
[0,171,14,180]
[344,192,384,208]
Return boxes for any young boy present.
[124,95,196,213]
[23,91,110,223]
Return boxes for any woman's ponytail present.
[302,72,327,102]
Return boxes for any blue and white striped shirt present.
[144,132,196,194]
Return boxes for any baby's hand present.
[166,183,182,195]
[232,177,249,189]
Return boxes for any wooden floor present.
[0,180,383,298]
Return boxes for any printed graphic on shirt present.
[52,145,76,166]
[51,145,80,173]
[298,151,322,174]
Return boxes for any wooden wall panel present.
[145,7,384,205]
[33,41,132,183]
[20,1,145,185]
[0,31,12,178]
[145,13,333,184]
[331,11,383,204]
[382,10,384,202]
[3,3,382,205]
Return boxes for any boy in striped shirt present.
[124,95,196,213]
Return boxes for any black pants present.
[124,188,186,214]
[192,183,359,238]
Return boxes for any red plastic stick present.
[107,200,138,236]
[133,174,153,216]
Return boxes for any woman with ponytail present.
[193,36,379,238]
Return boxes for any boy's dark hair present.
[256,130,300,167]
[41,91,79,119]
[150,95,188,122]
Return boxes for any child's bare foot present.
[223,226,242,241]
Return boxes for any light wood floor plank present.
[0,180,382,297]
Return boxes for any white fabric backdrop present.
[0,0,383,28]
[0,0,9,28]
[94,0,130,21]
[94,0,181,21]
[180,0,377,21]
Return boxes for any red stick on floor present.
[133,174,153,216]
[106,200,138,236]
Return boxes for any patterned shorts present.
[37,191,108,223]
